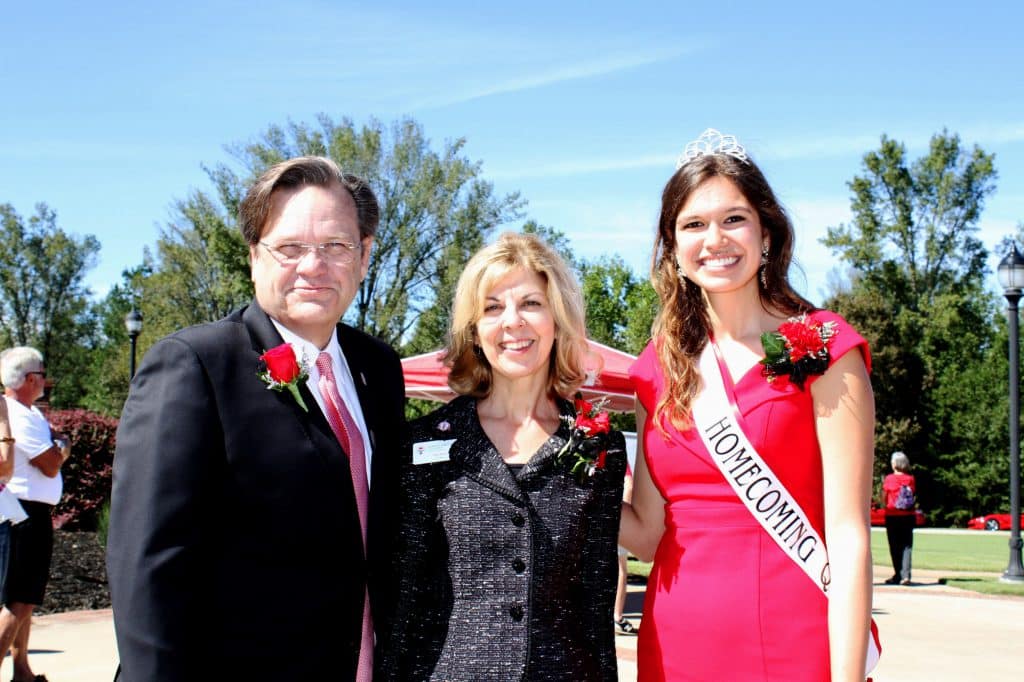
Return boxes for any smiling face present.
[674,175,766,298]
[250,183,372,347]
[474,267,556,385]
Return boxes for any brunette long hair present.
[650,153,814,431]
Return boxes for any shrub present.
[47,409,118,531]
[96,499,111,547]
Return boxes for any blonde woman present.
[386,232,627,681]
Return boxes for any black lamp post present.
[125,309,143,380]
[997,245,1024,583]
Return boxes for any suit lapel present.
[518,398,573,481]
[243,302,367,567]
[241,302,344,465]
[442,397,527,504]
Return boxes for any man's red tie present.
[316,352,373,682]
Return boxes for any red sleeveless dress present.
[630,311,870,681]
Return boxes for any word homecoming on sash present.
[703,416,830,590]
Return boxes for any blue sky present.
[2,0,1022,306]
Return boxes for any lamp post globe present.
[124,309,143,381]
[998,245,1024,583]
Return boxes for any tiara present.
[676,128,749,169]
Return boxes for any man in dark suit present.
[107,156,406,681]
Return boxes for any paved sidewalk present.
[5,568,1022,681]
[867,566,1024,681]
[0,609,118,681]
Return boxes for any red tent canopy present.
[401,340,637,412]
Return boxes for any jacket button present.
[512,558,526,573]
[511,512,525,527]
[509,604,524,621]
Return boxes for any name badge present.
[413,439,455,465]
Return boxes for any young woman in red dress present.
[619,129,877,681]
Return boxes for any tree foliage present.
[822,131,1002,522]
[578,255,657,432]
[79,266,150,416]
[143,189,252,335]
[169,115,525,350]
[579,254,656,356]
[77,116,523,411]
[0,203,100,406]
[825,130,994,303]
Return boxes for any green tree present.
[81,116,524,411]
[214,116,524,348]
[144,116,523,349]
[822,130,1000,522]
[577,255,657,429]
[143,190,252,335]
[825,130,994,304]
[0,203,100,406]
[579,254,656,355]
[79,266,150,416]
[522,219,578,270]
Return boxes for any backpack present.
[894,484,915,510]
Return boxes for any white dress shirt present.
[270,321,373,486]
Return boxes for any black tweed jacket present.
[383,395,626,681]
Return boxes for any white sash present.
[691,342,880,675]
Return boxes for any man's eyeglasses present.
[27,371,45,378]
[258,240,361,265]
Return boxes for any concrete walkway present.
[4,566,1022,681]
[0,608,117,681]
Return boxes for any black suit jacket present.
[107,301,406,681]
[384,396,625,681]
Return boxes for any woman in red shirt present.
[883,451,916,585]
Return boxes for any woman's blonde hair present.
[445,232,595,399]
[650,153,814,432]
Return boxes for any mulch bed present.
[37,530,110,615]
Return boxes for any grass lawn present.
[869,528,1009,572]
[938,576,1024,597]
[627,557,652,580]
[628,530,1024,597]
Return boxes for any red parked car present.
[870,505,926,527]
[966,513,1024,531]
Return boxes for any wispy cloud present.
[411,46,696,110]
[524,197,657,271]
[490,154,676,180]
[760,122,1024,162]
[486,133,871,182]
[961,122,1024,146]
[490,120,1024,182]
[0,138,201,163]
[756,134,883,161]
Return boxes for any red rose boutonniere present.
[258,343,310,412]
[760,314,838,390]
[557,393,613,482]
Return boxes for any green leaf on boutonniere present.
[760,331,787,363]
